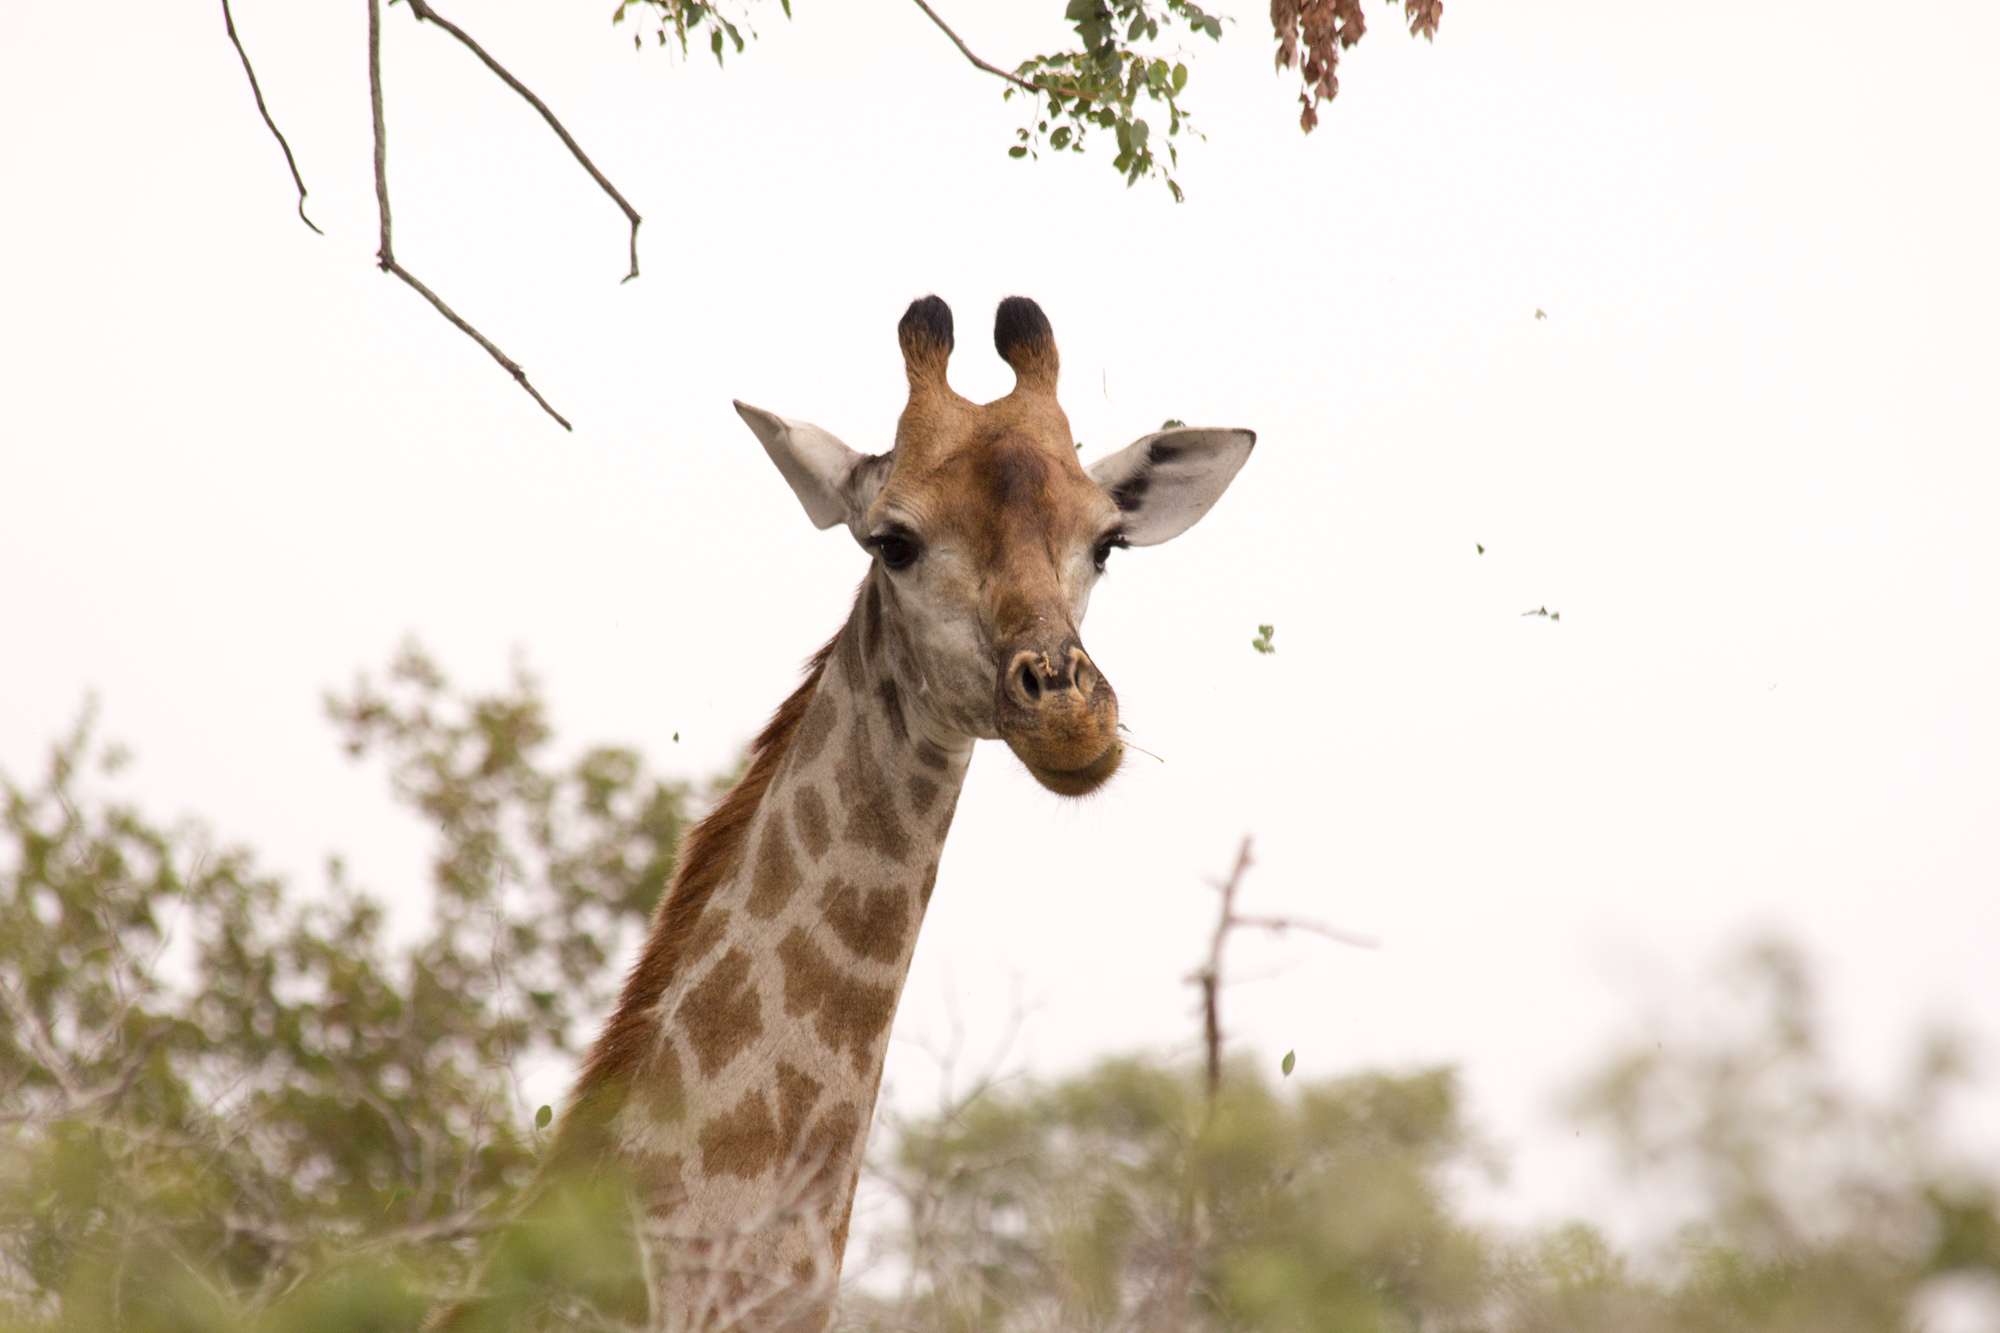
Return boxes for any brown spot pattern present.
[680,907,732,967]
[907,775,938,816]
[634,1040,687,1126]
[862,580,884,660]
[792,785,832,860]
[748,813,803,918]
[805,1099,865,1219]
[635,1151,688,1218]
[791,694,838,771]
[877,675,908,745]
[775,1060,823,1147]
[571,636,834,1109]
[820,879,911,964]
[835,715,911,863]
[680,946,763,1077]
[933,786,962,838]
[700,1088,780,1179]
[913,740,950,772]
[919,861,939,909]
[777,928,899,1075]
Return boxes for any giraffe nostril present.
[1071,651,1096,696]
[1017,661,1043,703]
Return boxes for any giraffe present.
[450,295,1252,1331]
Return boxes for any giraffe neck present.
[567,570,973,1328]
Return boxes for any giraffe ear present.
[734,401,889,532]
[1087,427,1256,546]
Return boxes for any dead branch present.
[220,0,322,234]
[367,0,573,431]
[1188,836,1375,1106]
[401,0,644,284]
[1229,913,1378,950]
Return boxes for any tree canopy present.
[4,652,1996,1330]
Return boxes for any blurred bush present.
[2,650,1995,1331]
[0,645,687,1330]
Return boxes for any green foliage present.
[610,0,761,65]
[850,1057,1492,1331]
[1251,623,1275,654]
[4,669,1997,1332]
[847,940,2000,1332]
[611,0,1437,200]
[0,648,692,1330]
[999,0,1222,199]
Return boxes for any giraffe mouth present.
[1016,738,1125,796]
[994,637,1122,796]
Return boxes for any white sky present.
[3,0,1997,1233]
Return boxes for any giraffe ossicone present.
[437,295,1252,1332]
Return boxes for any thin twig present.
[1188,837,1376,1105]
[402,0,644,283]
[1230,913,1379,950]
[906,0,1041,93]
[907,0,1092,105]
[220,0,323,234]
[367,0,573,430]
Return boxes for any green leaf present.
[1282,1050,1296,1077]
[1161,418,1186,429]
[1009,145,1029,159]
[536,1104,554,1130]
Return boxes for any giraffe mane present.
[561,629,841,1152]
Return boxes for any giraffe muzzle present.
[995,640,1122,796]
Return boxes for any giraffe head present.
[735,295,1253,796]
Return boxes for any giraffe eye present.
[870,533,920,571]
[1093,533,1127,574]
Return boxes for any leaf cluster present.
[612,0,778,65]
[1002,0,1223,200]
[0,648,694,1330]
[1270,0,1443,133]
[611,0,1443,199]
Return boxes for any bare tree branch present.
[906,0,1041,93]
[401,0,644,284]
[367,0,573,431]
[1188,837,1375,1104]
[220,0,323,235]
[1230,913,1378,950]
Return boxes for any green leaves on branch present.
[614,0,1444,196]
[1005,0,1220,199]
[613,0,758,64]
